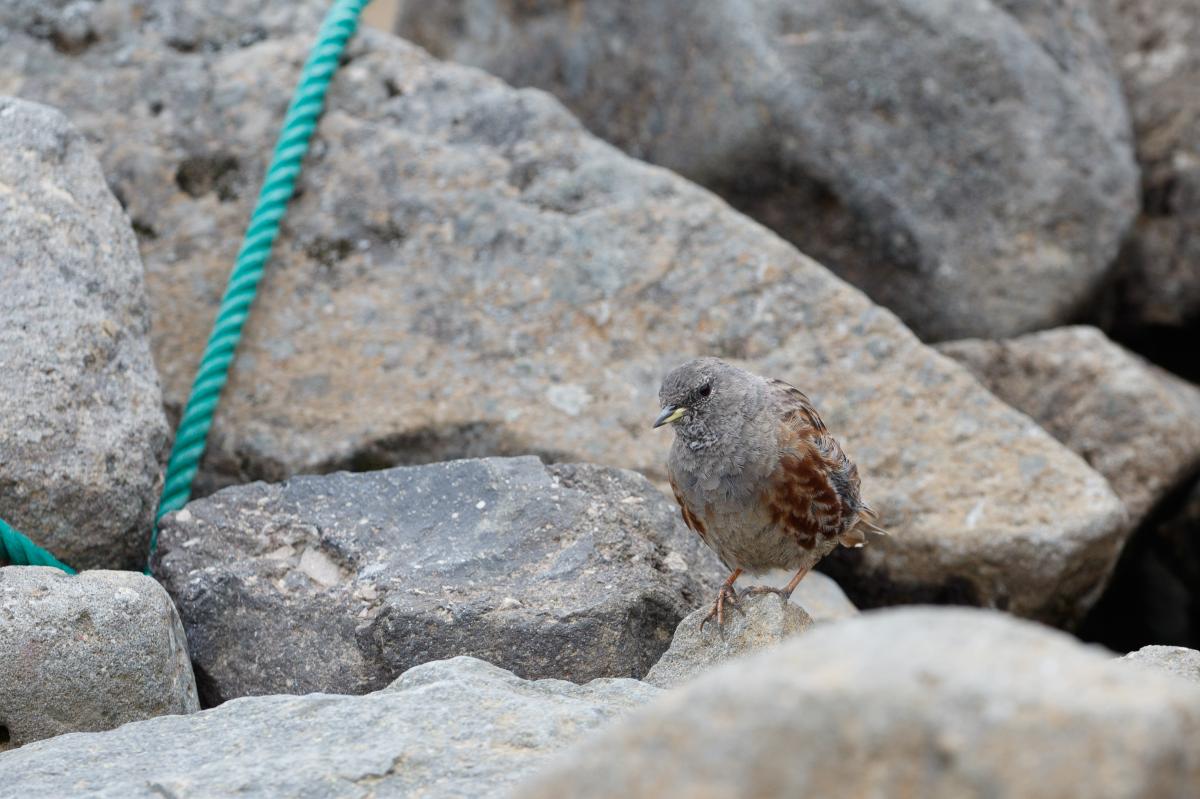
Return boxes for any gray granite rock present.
[645,592,813,689]
[0,567,198,751]
[1091,0,1200,335]
[397,0,1138,341]
[152,457,723,703]
[0,655,659,798]
[1120,645,1200,684]
[1,8,1129,625]
[521,607,1200,799]
[0,96,168,570]
[939,325,1200,523]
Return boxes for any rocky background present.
[1,0,1198,796]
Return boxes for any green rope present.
[2,0,368,574]
[0,518,77,574]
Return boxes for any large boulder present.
[1090,0,1200,340]
[397,0,1139,341]
[0,567,198,750]
[0,656,659,798]
[939,325,1200,523]
[152,457,723,703]
[520,608,1200,799]
[1,6,1127,625]
[0,96,168,570]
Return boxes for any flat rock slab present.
[0,7,1129,625]
[0,567,198,750]
[0,655,659,799]
[398,0,1137,341]
[0,97,167,569]
[153,457,723,703]
[521,607,1200,798]
[645,592,813,689]
[940,325,1200,522]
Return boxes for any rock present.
[0,567,198,750]
[1120,645,1200,684]
[0,96,168,570]
[0,655,658,798]
[1090,0,1200,337]
[645,592,813,689]
[396,0,1138,341]
[520,607,1200,799]
[2,8,1128,625]
[789,571,859,623]
[938,325,1200,523]
[152,457,723,703]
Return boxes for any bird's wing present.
[763,378,881,549]
[667,467,710,547]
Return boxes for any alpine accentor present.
[654,357,885,629]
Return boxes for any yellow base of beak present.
[653,406,688,428]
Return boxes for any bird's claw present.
[699,583,744,633]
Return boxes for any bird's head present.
[654,357,756,446]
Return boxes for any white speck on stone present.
[451,512,460,520]
[264,545,294,561]
[497,597,522,610]
[965,500,985,529]
[545,383,593,417]
[620,496,645,504]
[174,509,192,524]
[354,584,379,602]
[298,547,345,587]
[664,552,689,572]
[475,500,486,510]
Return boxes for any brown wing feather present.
[668,471,709,544]
[762,379,872,549]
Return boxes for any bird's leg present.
[739,564,813,602]
[699,568,744,632]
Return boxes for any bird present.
[654,357,885,631]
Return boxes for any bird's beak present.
[653,405,688,429]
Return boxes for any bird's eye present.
[698,383,712,398]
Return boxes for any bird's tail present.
[837,504,889,548]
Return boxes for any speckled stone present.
[0,567,198,750]
[0,97,168,569]
[0,656,658,798]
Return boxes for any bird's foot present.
[699,583,743,633]
[737,585,793,603]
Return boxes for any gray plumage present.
[656,357,883,621]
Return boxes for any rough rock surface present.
[1120,644,1200,684]
[0,96,168,570]
[939,325,1200,522]
[520,608,1200,798]
[0,656,659,798]
[1091,0,1200,336]
[645,592,813,689]
[153,457,723,703]
[397,0,1138,341]
[0,567,198,750]
[0,6,1129,625]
